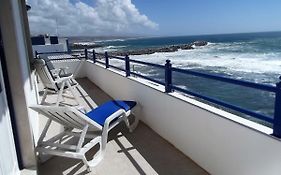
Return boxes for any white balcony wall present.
[50,59,86,78]
[32,44,66,57]
[83,60,281,175]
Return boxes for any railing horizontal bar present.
[95,60,105,65]
[37,51,68,54]
[108,55,125,61]
[131,72,165,86]
[109,65,126,72]
[172,67,277,92]
[171,85,274,123]
[130,59,165,69]
[95,52,105,56]
[44,58,81,62]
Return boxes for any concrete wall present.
[83,60,281,175]
[32,44,66,57]
[51,59,85,78]
[0,51,20,175]
[0,0,38,169]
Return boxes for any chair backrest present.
[34,59,58,91]
[30,105,102,130]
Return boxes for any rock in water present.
[192,41,208,46]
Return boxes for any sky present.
[27,0,281,37]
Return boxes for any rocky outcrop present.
[110,41,208,56]
[192,41,208,46]
[70,43,103,50]
[73,40,208,56]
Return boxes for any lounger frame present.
[30,105,139,171]
[34,59,80,106]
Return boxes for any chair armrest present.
[103,109,126,131]
[59,67,69,74]
[50,69,61,77]
[54,75,73,83]
[51,67,69,78]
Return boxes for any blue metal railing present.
[85,49,281,137]
[36,49,281,138]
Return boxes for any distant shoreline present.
[70,40,208,56]
[109,41,208,56]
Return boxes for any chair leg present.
[81,137,104,172]
[81,156,91,172]
[124,115,139,133]
[87,140,105,169]
[40,90,48,104]
[66,80,80,105]
[56,81,65,106]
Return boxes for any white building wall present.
[0,0,38,169]
[0,64,20,175]
[51,59,86,78]
[32,44,66,56]
[83,60,281,175]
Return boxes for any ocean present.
[87,32,281,126]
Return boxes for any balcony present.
[37,78,208,175]
[33,55,281,175]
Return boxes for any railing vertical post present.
[105,51,109,68]
[273,76,281,138]
[165,59,172,93]
[125,55,130,77]
[35,51,38,59]
[84,48,88,59]
[66,39,71,53]
[92,50,96,63]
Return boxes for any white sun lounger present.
[34,58,79,106]
[30,100,139,171]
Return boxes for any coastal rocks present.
[192,41,208,46]
[70,43,103,50]
[90,40,208,56]
[180,44,194,50]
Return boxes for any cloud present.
[26,0,158,36]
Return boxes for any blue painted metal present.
[37,51,69,55]
[84,48,88,59]
[35,50,38,59]
[273,77,281,137]
[95,52,105,56]
[72,50,281,130]
[109,64,126,72]
[131,72,165,86]
[105,51,109,68]
[66,39,71,53]
[130,59,165,69]
[50,36,59,44]
[165,60,172,93]
[171,85,274,123]
[125,55,130,77]
[92,50,96,63]
[31,36,45,45]
[172,67,276,93]
[109,55,125,61]
[96,60,105,65]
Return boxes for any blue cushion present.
[86,100,137,126]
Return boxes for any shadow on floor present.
[38,78,208,175]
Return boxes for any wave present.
[106,45,127,49]
[73,42,96,46]
[95,39,126,43]
[130,42,281,77]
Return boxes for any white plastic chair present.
[34,59,79,106]
[30,100,139,171]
